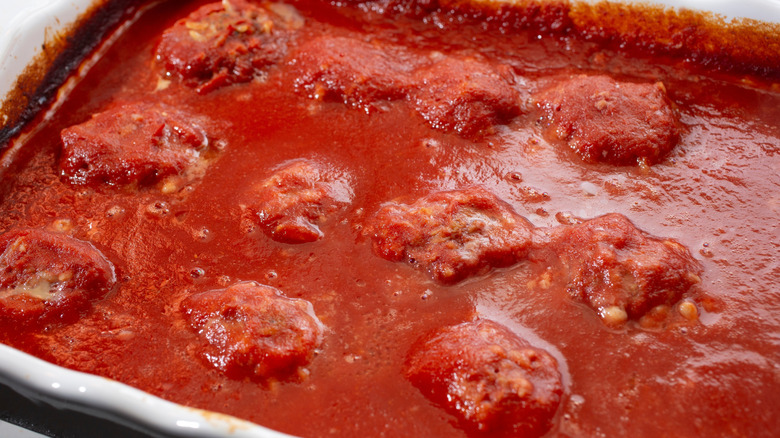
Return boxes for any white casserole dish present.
[0,0,778,436]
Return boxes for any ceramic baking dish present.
[0,0,778,436]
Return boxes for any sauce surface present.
[0,1,779,437]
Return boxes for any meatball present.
[549,213,702,327]
[532,75,679,165]
[405,320,563,437]
[409,56,521,137]
[60,102,215,188]
[290,36,420,109]
[180,282,324,379]
[156,0,304,93]
[241,160,353,244]
[0,228,116,324]
[366,187,534,284]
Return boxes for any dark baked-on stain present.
[0,0,140,148]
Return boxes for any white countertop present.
[0,421,46,438]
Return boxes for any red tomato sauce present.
[0,0,779,437]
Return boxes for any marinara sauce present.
[0,0,778,437]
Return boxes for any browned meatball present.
[366,187,534,284]
[409,56,521,137]
[242,160,353,244]
[156,0,304,93]
[290,36,421,109]
[60,102,215,188]
[549,213,702,327]
[405,320,563,437]
[180,281,324,379]
[533,75,679,165]
[0,228,116,324]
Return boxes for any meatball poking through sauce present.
[156,0,304,93]
[290,36,421,110]
[180,282,324,380]
[366,187,534,284]
[241,160,353,244]
[532,75,679,165]
[409,56,522,137]
[0,228,116,324]
[549,213,702,328]
[60,102,218,189]
[405,320,563,437]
